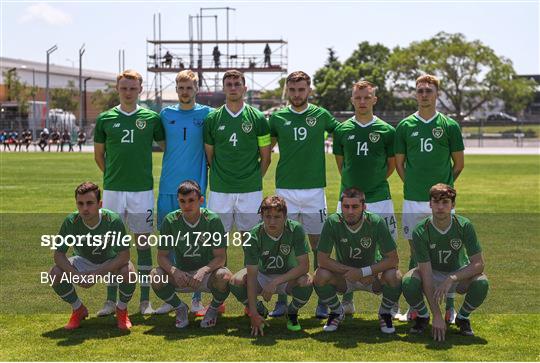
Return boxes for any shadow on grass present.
[41,316,130,346]
[142,314,312,346]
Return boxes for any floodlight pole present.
[45,44,58,130]
[78,43,85,130]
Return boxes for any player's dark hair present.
[177,180,202,198]
[75,181,101,202]
[287,71,311,86]
[429,183,456,203]
[258,195,287,217]
[340,187,365,203]
[223,69,246,86]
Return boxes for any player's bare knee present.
[296,273,312,288]
[382,268,401,287]
[212,268,232,291]
[313,268,332,286]
[403,268,420,281]
[48,265,63,285]
[150,267,166,290]
[230,269,247,287]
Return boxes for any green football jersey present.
[318,211,396,268]
[269,104,339,189]
[394,112,464,201]
[159,208,226,271]
[333,116,395,203]
[412,215,481,272]
[203,104,271,193]
[57,209,128,264]
[244,219,309,275]
[94,106,165,192]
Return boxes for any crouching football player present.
[314,187,402,333]
[49,181,135,330]
[151,180,231,329]
[229,196,313,336]
[402,183,489,341]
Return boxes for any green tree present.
[387,31,536,121]
[2,70,34,129]
[50,80,78,113]
[313,44,415,112]
[91,83,119,113]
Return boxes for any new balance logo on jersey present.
[262,251,270,256]
[218,125,225,131]
[284,120,292,126]
[411,131,419,137]
[430,244,436,249]
[113,123,121,128]
[169,120,176,124]
[347,135,355,140]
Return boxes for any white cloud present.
[19,3,73,26]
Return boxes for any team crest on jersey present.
[279,244,291,256]
[432,127,444,139]
[369,132,380,143]
[242,121,253,133]
[450,238,462,250]
[135,119,147,130]
[340,238,348,243]
[360,237,372,249]
[306,117,317,127]
[193,118,204,127]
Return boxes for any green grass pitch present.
[0,152,539,361]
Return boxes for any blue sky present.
[1,0,539,91]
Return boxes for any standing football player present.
[394,74,464,322]
[203,69,271,245]
[268,71,339,319]
[332,80,398,316]
[155,70,215,315]
[94,69,165,315]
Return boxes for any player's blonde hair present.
[352,80,377,95]
[176,70,198,87]
[116,69,143,85]
[258,195,288,217]
[416,74,439,90]
[429,183,456,202]
[75,181,101,202]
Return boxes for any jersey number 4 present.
[229,132,238,146]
